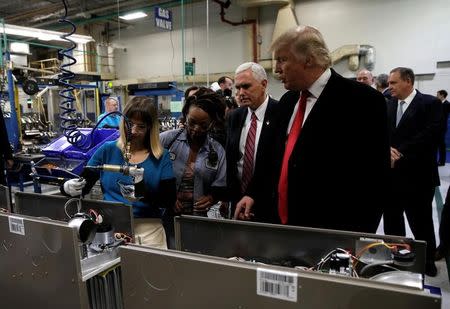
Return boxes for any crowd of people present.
[2,25,447,278]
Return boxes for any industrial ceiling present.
[0,0,175,30]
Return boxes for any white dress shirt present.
[287,68,332,134]
[398,89,417,114]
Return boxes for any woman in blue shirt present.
[63,96,176,248]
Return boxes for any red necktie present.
[241,112,257,194]
[278,90,310,224]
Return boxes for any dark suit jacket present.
[383,88,392,101]
[442,100,450,132]
[251,69,390,232]
[226,97,278,219]
[387,91,442,188]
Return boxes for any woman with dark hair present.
[160,92,227,218]
[63,96,176,248]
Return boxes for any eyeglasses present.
[128,122,147,132]
[185,118,211,131]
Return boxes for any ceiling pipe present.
[212,0,257,63]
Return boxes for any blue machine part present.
[35,128,120,182]
[4,51,20,151]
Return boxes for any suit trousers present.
[438,133,447,164]
[384,176,436,263]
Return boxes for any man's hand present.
[233,196,255,220]
[390,147,403,168]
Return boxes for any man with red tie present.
[234,26,390,233]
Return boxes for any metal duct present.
[331,44,375,71]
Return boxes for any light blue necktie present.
[396,101,405,127]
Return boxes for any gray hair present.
[270,25,331,70]
[235,62,267,82]
[376,74,389,88]
[105,96,119,104]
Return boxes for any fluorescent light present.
[1,23,94,44]
[119,12,147,20]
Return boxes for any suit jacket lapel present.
[233,108,248,153]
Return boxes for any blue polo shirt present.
[87,141,174,218]
[159,129,226,201]
[97,113,121,128]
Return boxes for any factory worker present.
[97,97,121,128]
[63,96,176,249]
[160,90,227,247]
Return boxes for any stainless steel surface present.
[174,216,427,275]
[371,271,424,290]
[119,245,441,309]
[82,252,120,282]
[14,192,134,238]
[0,185,11,212]
[0,213,89,309]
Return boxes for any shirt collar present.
[247,95,269,120]
[402,89,417,105]
[307,68,332,99]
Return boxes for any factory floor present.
[9,168,450,308]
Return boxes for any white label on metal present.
[9,216,25,235]
[257,268,298,302]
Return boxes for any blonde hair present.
[271,25,331,69]
[116,96,163,159]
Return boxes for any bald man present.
[356,69,374,87]
[97,97,120,128]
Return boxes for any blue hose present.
[58,0,86,148]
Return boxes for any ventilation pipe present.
[330,44,375,71]
[212,0,258,62]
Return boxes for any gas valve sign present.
[154,7,172,31]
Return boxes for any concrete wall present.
[112,0,450,100]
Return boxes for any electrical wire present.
[64,197,81,218]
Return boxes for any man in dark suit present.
[226,62,278,221]
[376,73,392,101]
[437,89,450,165]
[384,67,441,277]
[234,26,390,234]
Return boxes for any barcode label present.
[9,216,25,235]
[257,268,297,302]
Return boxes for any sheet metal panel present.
[0,213,89,309]
[174,216,427,274]
[119,245,440,309]
[14,192,134,237]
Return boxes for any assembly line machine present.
[0,187,441,309]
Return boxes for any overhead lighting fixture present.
[1,23,94,44]
[119,11,148,20]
